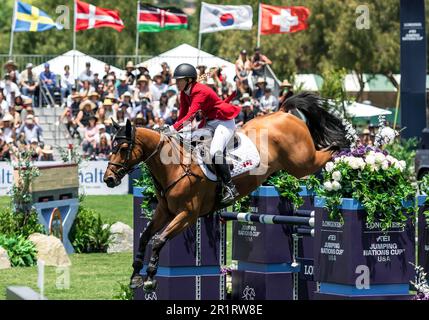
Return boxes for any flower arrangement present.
[318,119,416,229]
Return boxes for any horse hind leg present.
[130,205,171,289]
[310,150,333,173]
[143,210,199,292]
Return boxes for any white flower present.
[379,127,398,145]
[370,164,379,172]
[349,158,362,170]
[386,155,396,163]
[331,181,341,191]
[357,158,366,169]
[365,155,376,165]
[332,171,342,181]
[325,162,334,172]
[399,160,406,172]
[323,181,333,191]
[381,161,389,170]
[374,152,386,163]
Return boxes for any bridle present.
[108,126,163,180]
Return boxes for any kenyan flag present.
[138,3,188,32]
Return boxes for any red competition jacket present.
[173,82,241,131]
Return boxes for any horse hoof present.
[143,279,158,292]
[129,274,144,289]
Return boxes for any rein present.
[108,127,164,180]
[108,127,202,197]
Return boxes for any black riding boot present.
[213,152,239,205]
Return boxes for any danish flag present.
[75,0,124,32]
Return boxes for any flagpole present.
[257,1,262,48]
[9,0,17,58]
[73,0,77,82]
[197,3,204,66]
[135,1,140,61]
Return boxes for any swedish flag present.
[13,1,62,32]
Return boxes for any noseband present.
[108,126,163,180]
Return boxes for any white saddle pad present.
[191,129,260,182]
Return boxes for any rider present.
[170,63,241,205]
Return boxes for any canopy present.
[345,101,392,118]
[142,44,237,84]
[33,50,123,80]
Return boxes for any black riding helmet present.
[173,63,197,80]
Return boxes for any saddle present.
[186,128,261,182]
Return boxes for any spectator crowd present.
[0,47,298,162]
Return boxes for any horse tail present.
[281,92,350,151]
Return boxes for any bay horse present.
[103,92,350,291]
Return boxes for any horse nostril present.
[105,176,115,186]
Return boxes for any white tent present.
[142,44,237,85]
[33,50,123,80]
[346,101,392,118]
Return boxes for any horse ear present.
[111,118,120,130]
[125,119,132,138]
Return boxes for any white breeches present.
[207,119,236,159]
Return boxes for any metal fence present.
[0,54,153,75]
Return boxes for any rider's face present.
[177,78,188,92]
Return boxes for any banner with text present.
[0,161,129,196]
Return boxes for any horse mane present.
[281,92,350,151]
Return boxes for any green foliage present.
[0,208,45,238]
[384,138,418,181]
[268,171,304,209]
[301,174,321,193]
[317,149,416,230]
[233,195,251,213]
[0,234,38,267]
[9,152,40,216]
[69,206,113,253]
[133,163,157,219]
[57,145,83,165]
[112,281,134,300]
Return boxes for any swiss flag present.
[75,0,124,32]
[260,4,310,35]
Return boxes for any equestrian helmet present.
[173,63,197,80]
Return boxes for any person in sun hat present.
[74,100,96,140]
[38,144,54,161]
[1,113,15,141]
[88,91,101,110]
[254,77,267,100]
[117,74,130,98]
[279,79,294,104]
[259,87,278,114]
[125,61,136,85]
[19,62,38,100]
[150,73,168,104]
[134,75,152,104]
[136,62,150,79]
[17,114,43,144]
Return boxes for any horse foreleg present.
[143,210,198,292]
[130,204,171,290]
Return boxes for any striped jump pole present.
[220,212,315,228]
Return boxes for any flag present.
[260,4,310,35]
[75,0,124,32]
[13,1,63,32]
[199,2,253,34]
[138,3,188,32]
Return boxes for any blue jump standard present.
[319,283,410,296]
[251,186,315,198]
[237,261,300,273]
[139,266,221,277]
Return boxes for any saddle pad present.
[196,132,261,182]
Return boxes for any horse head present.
[104,118,139,188]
